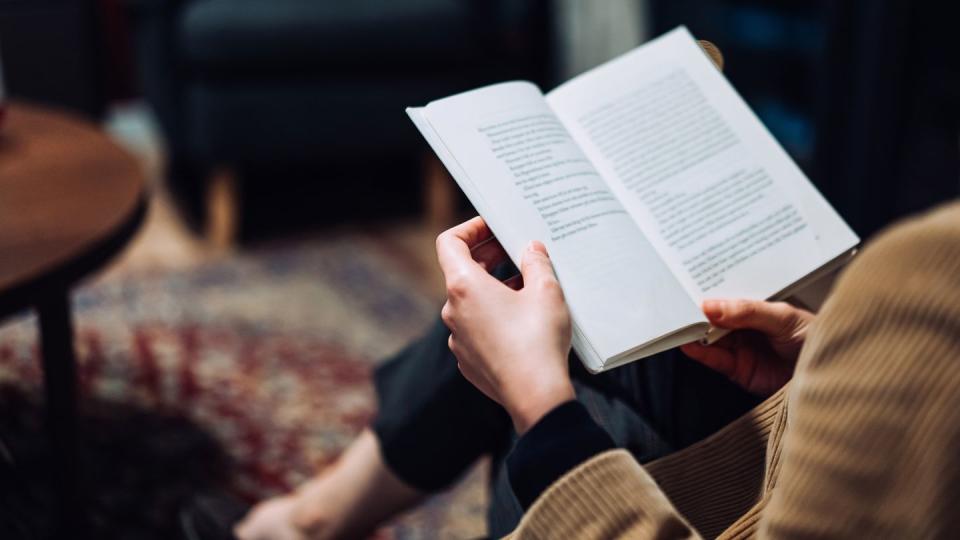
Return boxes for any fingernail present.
[702,300,724,320]
[528,240,547,255]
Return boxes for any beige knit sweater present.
[509,202,960,539]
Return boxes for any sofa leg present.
[166,156,211,232]
[205,167,240,252]
[422,154,458,234]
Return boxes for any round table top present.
[0,102,147,317]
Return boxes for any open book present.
[407,27,859,373]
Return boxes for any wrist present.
[509,379,576,434]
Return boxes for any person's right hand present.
[680,299,815,397]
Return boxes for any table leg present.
[37,291,83,537]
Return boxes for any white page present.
[548,27,859,304]
[418,82,705,368]
[409,107,609,369]
[409,107,608,369]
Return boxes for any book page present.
[548,27,859,305]
[417,82,704,367]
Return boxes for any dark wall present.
[649,0,823,168]
[813,0,960,239]
[649,0,960,239]
[0,0,105,117]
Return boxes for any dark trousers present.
[373,317,760,537]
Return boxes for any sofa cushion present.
[178,0,520,72]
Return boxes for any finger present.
[233,519,256,540]
[441,302,455,331]
[456,360,472,384]
[520,241,560,294]
[436,218,503,296]
[436,217,493,275]
[730,337,761,387]
[707,332,739,352]
[455,356,476,383]
[470,235,509,272]
[442,216,494,251]
[697,40,724,71]
[502,273,523,291]
[702,299,803,336]
[455,359,494,401]
[680,341,737,378]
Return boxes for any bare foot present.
[234,494,308,540]
[235,429,424,540]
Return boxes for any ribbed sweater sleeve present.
[507,202,960,540]
[759,202,960,538]
[507,401,615,510]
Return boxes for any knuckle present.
[769,301,792,316]
[445,273,470,299]
[732,299,756,318]
[440,302,455,327]
[772,301,802,326]
[538,277,562,296]
[435,230,451,249]
[445,282,464,300]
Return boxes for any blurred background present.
[0,0,956,538]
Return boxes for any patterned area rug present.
[0,233,487,539]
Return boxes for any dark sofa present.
[130,0,555,229]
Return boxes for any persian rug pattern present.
[0,234,487,539]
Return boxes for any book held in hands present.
[407,27,859,373]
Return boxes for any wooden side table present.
[0,102,147,536]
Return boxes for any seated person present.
[232,40,770,539]
[436,201,960,538]
[236,200,959,539]
[232,264,773,539]
[231,229,818,538]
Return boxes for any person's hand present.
[436,217,574,434]
[680,299,815,397]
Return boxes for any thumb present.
[521,241,559,292]
[702,299,801,337]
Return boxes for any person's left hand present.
[436,217,575,434]
[681,299,814,397]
